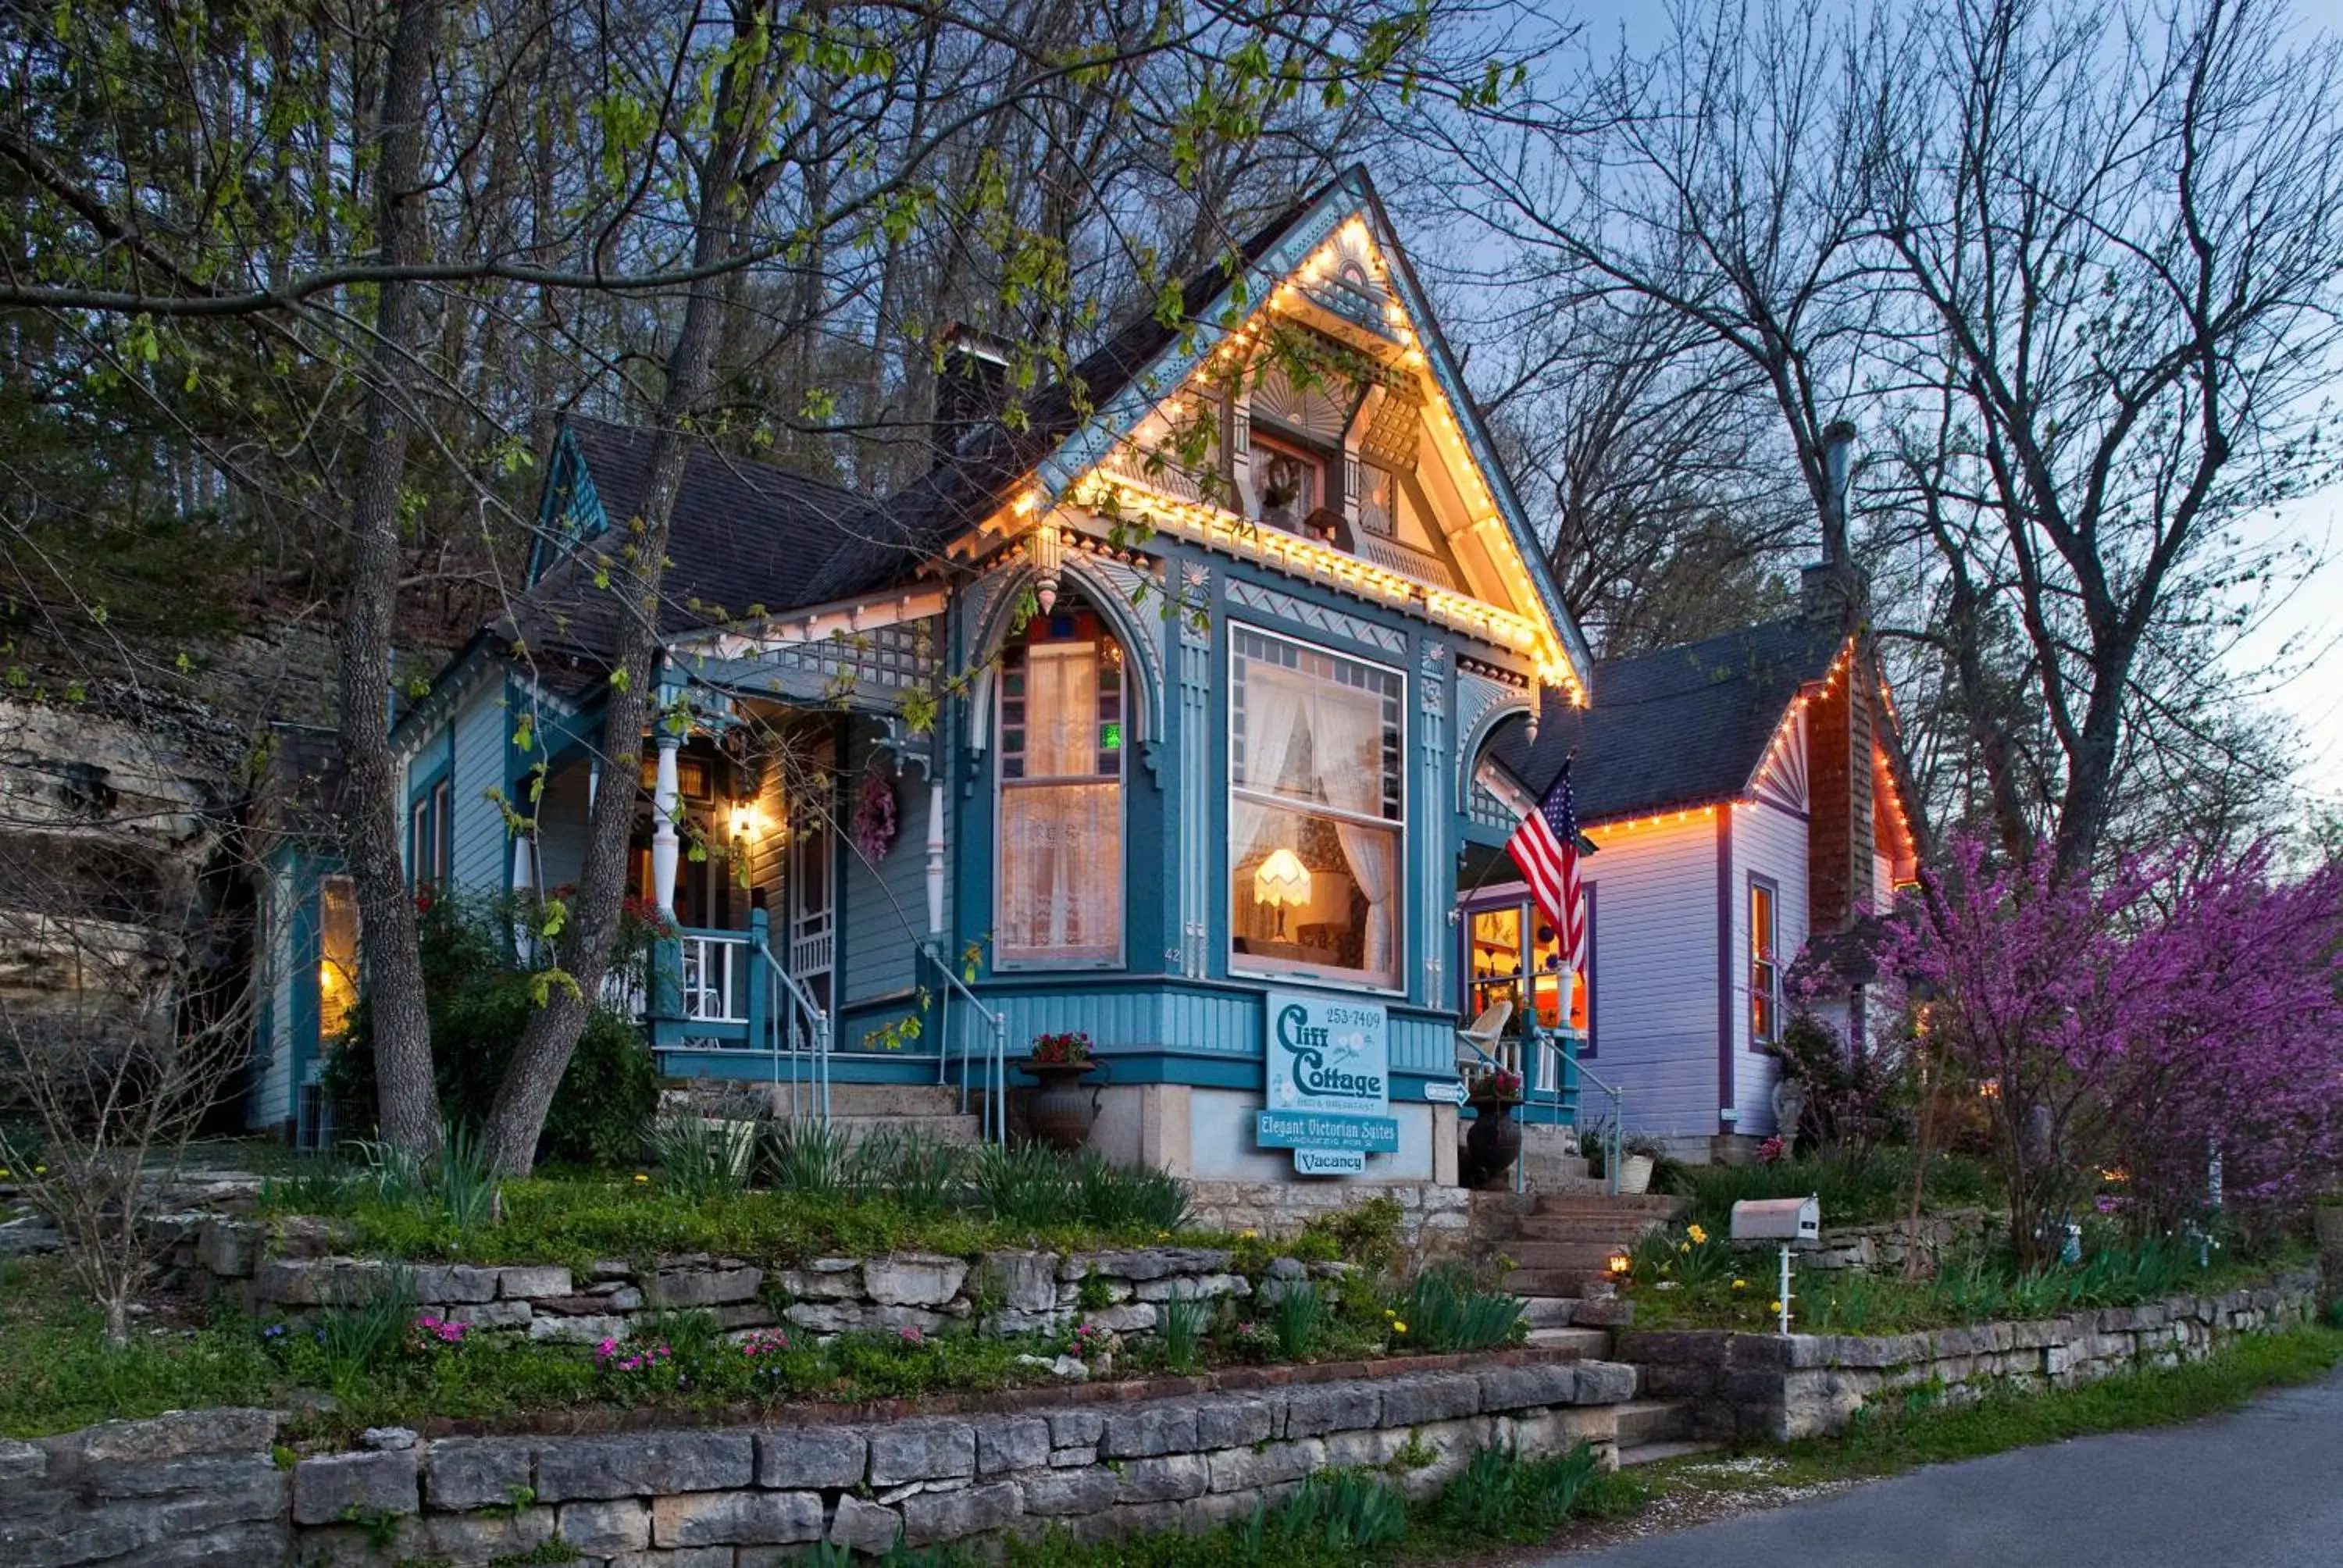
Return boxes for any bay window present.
[1229,626,1403,989]
[997,608,1124,964]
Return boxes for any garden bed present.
[1613,1267,2320,1441]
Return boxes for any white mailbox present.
[1730,1196,1821,1247]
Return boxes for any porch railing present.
[924,940,1007,1146]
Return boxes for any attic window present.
[1253,434,1332,541]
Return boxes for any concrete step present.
[828,1114,984,1146]
[1532,1193,1688,1218]
[1515,1215,1674,1242]
[1612,1399,1691,1447]
[1616,1438,1724,1468]
[1509,1240,1642,1270]
[797,1083,971,1119]
[1501,1267,1614,1297]
[1525,1326,1611,1356]
[1516,1295,1581,1328]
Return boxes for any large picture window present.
[1229,626,1403,989]
[997,608,1124,965]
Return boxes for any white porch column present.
[651,733,682,918]
[925,780,947,936]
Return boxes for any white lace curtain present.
[1001,643,1120,960]
[1234,658,1397,982]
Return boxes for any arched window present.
[996,605,1125,965]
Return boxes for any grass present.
[1621,1218,2306,1335]
[1660,1146,1999,1231]
[260,1136,1203,1268]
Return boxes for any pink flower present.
[898,1326,926,1345]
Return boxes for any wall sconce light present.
[729,804,761,839]
[1252,847,1311,936]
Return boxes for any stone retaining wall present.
[1800,1208,2006,1274]
[1182,1181,1475,1247]
[2,1351,1642,1568]
[1616,1269,2319,1442]
[187,1222,1339,1347]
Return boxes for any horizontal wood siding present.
[450,685,508,892]
[1733,799,1810,1135]
[1578,818,1721,1139]
[252,868,296,1128]
[841,745,929,1004]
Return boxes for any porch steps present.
[1499,1192,1687,1301]
[1525,1325,1611,1356]
[1611,1399,1718,1467]
[760,1082,986,1146]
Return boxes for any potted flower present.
[1463,1064,1525,1188]
[1616,1133,1666,1196]
[1018,1031,1102,1151]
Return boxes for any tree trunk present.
[337,0,445,1156]
[480,20,766,1175]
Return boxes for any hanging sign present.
[1294,1147,1368,1177]
[1257,988,1396,1158]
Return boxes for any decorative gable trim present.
[1225,576,1407,656]
[1027,167,1592,698]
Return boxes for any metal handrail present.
[1565,1050,1628,1198]
[757,939,832,1125]
[923,941,1007,1145]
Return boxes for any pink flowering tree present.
[1883,835,2343,1269]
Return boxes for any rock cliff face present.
[0,626,337,1091]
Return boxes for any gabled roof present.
[1489,617,1848,825]
[494,167,1590,693]
[501,417,879,686]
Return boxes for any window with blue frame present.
[409,775,451,887]
[996,607,1125,965]
[1229,625,1403,990]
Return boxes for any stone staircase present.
[1492,1191,1715,1463]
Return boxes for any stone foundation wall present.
[1617,1269,2319,1442]
[2,1352,1642,1568]
[1182,1180,1475,1249]
[187,1224,1350,1347]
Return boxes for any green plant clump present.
[1398,1264,1525,1353]
[326,892,658,1167]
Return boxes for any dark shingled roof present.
[502,416,878,681]
[1490,616,1846,824]
[499,190,1325,679]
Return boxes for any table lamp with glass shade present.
[1253,847,1312,937]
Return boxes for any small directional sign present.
[1421,1081,1469,1106]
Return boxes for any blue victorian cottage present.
[250,167,1596,1188]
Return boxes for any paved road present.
[1552,1365,2343,1566]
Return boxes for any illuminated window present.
[1230,626,1403,989]
[997,608,1124,964]
[1750,877,1780,1044]
[318,875,362,1039]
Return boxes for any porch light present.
[729,803,763,840]
[1253,848,1312,936]
[1606,1251,1632,1278]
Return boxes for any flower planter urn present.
[1019,1059,1102,1151]
[1616,1153,1657,1196]
[1464,1096,1524,1188]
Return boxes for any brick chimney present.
[933,324,1013,454]
[1802,419,1874,934]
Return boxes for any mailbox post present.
[1730,1196,1821,1334]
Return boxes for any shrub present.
[649,1114,752,1201]
[758,1118,853,1199]
[1296,1196,1403,1273]
[326,893,656,1167]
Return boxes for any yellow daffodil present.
[1769,1300,1784,1313]
[0,1169,10,1179]
[1239,1228,1258,1240]
[633,1173,649,1183]
[32,1166,43,1174]
[1392,1321,1407,1335]
[1731,1278,1747,1290]
[1678,1241,1690,1253]
[1687,1224,1707,1245]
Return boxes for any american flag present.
[1508,758,1585,971]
